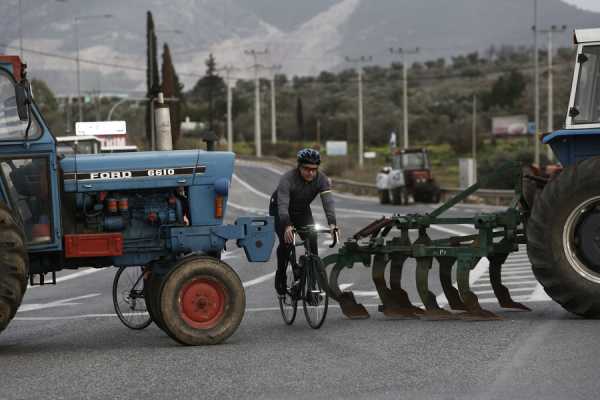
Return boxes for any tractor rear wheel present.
[528,156,600,316]
[0,202,28,333]
[159,256,245,345]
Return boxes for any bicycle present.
[112,266,152,330]
[278,225,339,329]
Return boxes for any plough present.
[320,166,532,321]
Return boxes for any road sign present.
[326,141,348,156]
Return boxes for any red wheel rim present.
[179,278,227,329]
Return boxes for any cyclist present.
[269,148,338,296]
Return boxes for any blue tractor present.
[0,55,274,345]
[526,28,600,316]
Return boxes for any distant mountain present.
[0,0,598,96]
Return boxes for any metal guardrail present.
[439,187,515,206]
[238,156,515,206]
[332,179,515,206]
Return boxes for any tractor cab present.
[392,148,434,186]
[0,56,57,246]
[544,28,600,166]
[391,148,431,171]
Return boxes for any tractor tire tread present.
[0,202,28,333]
[159,256,245,345]
[528,157,600,317]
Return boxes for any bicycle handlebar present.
[292,225,340,248]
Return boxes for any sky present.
[563,0,600,12]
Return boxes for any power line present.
[0,43,205,78]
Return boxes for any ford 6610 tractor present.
[316,28,600,321]
[0,56,274,345]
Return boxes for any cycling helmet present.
[297,148,321,165]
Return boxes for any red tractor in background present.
[375,148,441,205]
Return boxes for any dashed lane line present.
[243,272,276,288]
[18,293,101,312]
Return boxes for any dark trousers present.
[269,196,318,293]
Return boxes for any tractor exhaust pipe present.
[155,92,173,151]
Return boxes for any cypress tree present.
[161,43,183,146]
[145,11,160,144]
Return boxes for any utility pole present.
[266,64,282,145]
[345,55,372,168]
[217,65,238,152]
[390,47,419,149]
[532,0,540,166]
[65,96,72,134]
[18,0,23,59]
[244,49,269,157]
[472,93,477,181]
[539,24,567,162]
[316,119,321,148]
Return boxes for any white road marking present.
[471,281,533,288]
[503,262,533,267]
[222,248,245,260]
[339,283,354,290]
[436,258,489,306]
[227,201,268,215]
[529,283,552,301]
[18,293,101,312]
[501,267,533,272]
[243,272,276,288]
[473,288,532,295]
[477,295,531,304]
[352,290,379,297]
[232,174,270,200]
[27,268,106,289]
[236,159,286,176]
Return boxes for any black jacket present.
[270,168,336,228]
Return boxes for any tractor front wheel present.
[0,202,28,333]
[528,156,600,316]
[159,256,245,345]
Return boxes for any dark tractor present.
[376,148,441,205]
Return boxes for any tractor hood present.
[60,150,234,192]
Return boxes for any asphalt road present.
[0,159,597,400]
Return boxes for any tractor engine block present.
[73,189,185,239]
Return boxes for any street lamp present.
[74,13,113,122]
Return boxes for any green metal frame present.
[320,165,531,320]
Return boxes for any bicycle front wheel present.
[279,261,298,325]
[113,266,152,330]
[302,258,328,329]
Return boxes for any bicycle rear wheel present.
[113,266,152,330]
[302,258,328,329]
[278,261,298,325]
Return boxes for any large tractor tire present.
[0,202,28,333]
[159,256,245,345]
[527,156,600,316]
